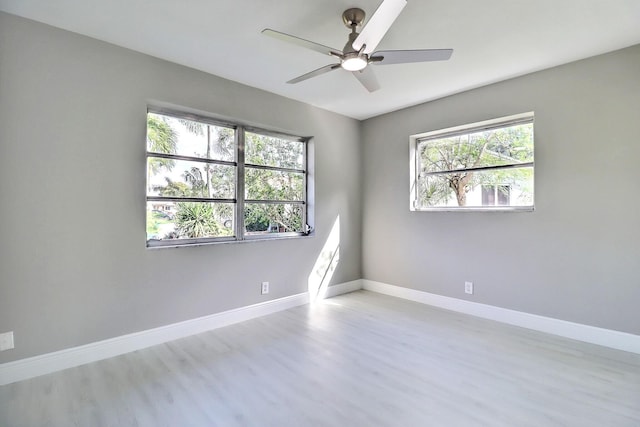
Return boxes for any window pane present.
[419,166,533,208]
[146,202,234,241]
[147,112,234,162]
[245,168,304,201]
[147,157,235,199]
[244,203,303,234]
[245,132,304,169]
[497,185,510,205]
[419,123,533,174]
[481,185,495,206]
[481,185,511,206]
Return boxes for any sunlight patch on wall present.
[307,216,340,302]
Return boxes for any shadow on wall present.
[307,216,340,302]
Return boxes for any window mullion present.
[147,196,235,203]
[421,162,534,177]
[244,163,305,174]
[302,138,308,233]
[245,200,305,205]
[147,152,236,167]
[236,127,246,241]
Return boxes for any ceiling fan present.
[262,0,453,92]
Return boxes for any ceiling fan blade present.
[352,67,381,92]
[287,64,342,84]
[371,49,453,65]
[262,29,342,57]
[352,0,407,55]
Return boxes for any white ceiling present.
[2,0,640,120]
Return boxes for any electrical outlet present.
[0,331,14,351]
[261,281,269,295]
[464,281,474,295]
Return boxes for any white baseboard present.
[362,280,640,355]
[4,278,637,385]
[0,292,310,386]
[0,280,364,386]
[324,279,363,298]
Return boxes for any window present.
[482,185,510,206]
[410,112,534,211]
[146,109,310,247]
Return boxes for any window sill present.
[411,206,534,213]
[146,232,314,249]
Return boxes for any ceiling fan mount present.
[263,0,453,92]
[342,8,366,29]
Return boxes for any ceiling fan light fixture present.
[341,55,368,71]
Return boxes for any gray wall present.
[361,45,640,335]
[2,11,639,365]
[0,12,362,363]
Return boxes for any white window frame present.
[409,112,534,212]
[146,107,311,248]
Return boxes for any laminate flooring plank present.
[1,290,639,426]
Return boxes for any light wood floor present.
[1,291,639,426]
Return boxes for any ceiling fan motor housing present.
[341,31,368,70]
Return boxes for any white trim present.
[324,279,363,298]
[362,280,640,355]
[0,292,310,386]
[4,278,637,385]
[0,280,365,386]
[411,111,534,141]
